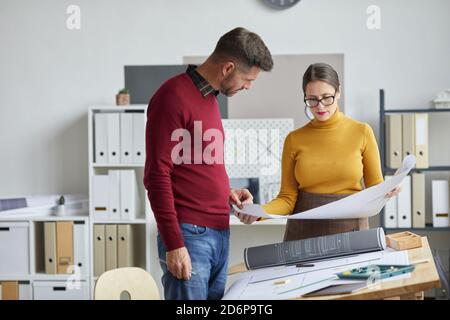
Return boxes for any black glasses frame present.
[304,94,336,108]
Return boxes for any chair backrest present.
[94,267,160,300]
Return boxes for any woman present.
[237,62,401,241]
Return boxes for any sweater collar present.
[310,106,343,128]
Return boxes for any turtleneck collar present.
[310,106,343,129]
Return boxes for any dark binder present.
[244,228,386,270]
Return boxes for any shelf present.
[89,105,147,112]
[91,219,147,224]
[383,166,450,173]
[92,163,144,168]
[0,275,31,281]
[32,274,89,281]
[32,216,89,222]
[385,227,450,232]
[383,108,450,113]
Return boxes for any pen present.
[295,263,315,268]
[159,258,197,275]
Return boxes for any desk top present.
[228,237,441,300]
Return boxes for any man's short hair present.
[212,27,273,72]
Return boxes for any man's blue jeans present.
[157,223,230,300]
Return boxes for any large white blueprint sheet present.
[232,155,416,220]
[223,249,410,300]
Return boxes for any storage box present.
[0,222,30,274]
[0,281,32,300]
[33,280,89,300]
[385,231,422,250]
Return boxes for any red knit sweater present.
[144,73,230,251]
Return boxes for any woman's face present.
[304,80,340,122]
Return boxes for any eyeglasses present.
[304,95,335,108]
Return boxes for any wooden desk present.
[228,237,441,300]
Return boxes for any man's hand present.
[229,188,253,208]
[230,188,259,224]
[166,246,192,280]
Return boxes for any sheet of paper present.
[233,155,416,220]
[223,250,410,300]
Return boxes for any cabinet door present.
[0,222,29,274]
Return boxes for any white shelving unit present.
[87,105,162,298]
[0,214,90,300]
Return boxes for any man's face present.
[219,64,260,97]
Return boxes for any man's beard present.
[219,74,239,97]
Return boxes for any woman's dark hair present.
[302,63,340,94]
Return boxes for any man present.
[143,27,273,300]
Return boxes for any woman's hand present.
[385,185,402,198]
[235,211,260,225]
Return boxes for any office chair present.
[94,267,160,300]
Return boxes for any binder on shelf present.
[105,224,118,271]
[94,113,108,164]
[118,224,134,268]
[92,175,109,221]
[414,113,429,169]
[18,281,32,300]
[1,281,19,300]
[73,221,87,275]
[93,224,106,277]
[384,176,398,228]
[133,113,146,164]
[44,222,57,274]
[107,113,121,164]
[385,115,403,169]
[412,173,426,228]
[432,180,450,228]
[397,175,412,228]
[120,170,140,220]
[120,113,134,164]
[402,114,415,159]
[108,170,121,220]
[56,221,74,274]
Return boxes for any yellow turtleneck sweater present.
[262,107,383,215]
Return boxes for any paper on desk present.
[223,250,410,300]
[232,155,416,220]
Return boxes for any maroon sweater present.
[143,73,230,251]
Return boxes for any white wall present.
[2,0,450,195]
[0,0,450,195]
[1,0,450,289]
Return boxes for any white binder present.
[18,282,32,300]
[432,180,450,227]
[397,175,412,228]
[120,170,140,220]
[108,170,121,220]
[120,113,134,164]
[133,113,146,164]
[94,113,108,164]
[384,176,398,228]
[414,113,429,168]
[107,113,121,164]
[73,221,87,275]
[92,175,109,221]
